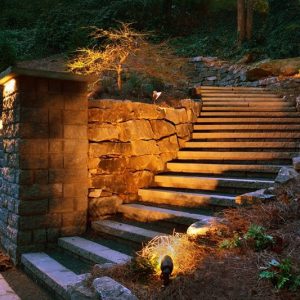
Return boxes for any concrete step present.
[166,162,283,174]
[138,188,236,207]
[185,141,300,148]
[196,117,300,123]
[154,174,273,191]
[92,220,163,244]
[202,106,296,112]
[203,102,292,107]
[201,94,280,98]
[0,274,20,300]
[58,236,131,265]
[193,125,300,131]
[200,112,300,117]
[197,86,266,91]
[118,203,215,226]
[201,97,284,102]
[177,151,297,161]
[21,252,82,300]
[192,132,300,139]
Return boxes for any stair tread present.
[92,220,163,241]
[185,141,300,148]
[196,117,300,123]
[58,236,131,265]
[194,125,300,130]
[155,174,274,184]
[119,203,215,224]
[21,252,80,299]
[202,107,295,112]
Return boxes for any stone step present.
[201,97,283,102]
[21,252,82,300]
[166,162,283,174]
[197,86,266,91]
[203,102,292,107]
[193,124,300,131]
[202,106,296,112]
[185,141,300,148]
[196,117,300,123]
[177,151,296,161]
[92,220,163,244]
[154,175,273,191]
[118,203,215,225]
[138,188,236,207]
[201,94,280,98]
[200,112,300,117]
[0,274,20,300]
[192,132,300,139]
[58,236,131,265]
[195,87,267,93]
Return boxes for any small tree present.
[68,23,188,93]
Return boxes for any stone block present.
[164,108,188,124]
[127,155,164,172]
[133,103,165,120]
[293,156,300,171]
[236,188,275,205]
[19,153,48,169]
[33,229,47,243]
[34,170,49,184]
[64,110,87,125]
[19,123,49,138]
[19,139,48,154]
[157,135,179,153]
[150,120,176,139]
[64,140,88,154]
[49,109,63,138]
[19,184,49,200]
[64,125,87,139]
[88,124,119,142]
[49,197,74,213]
[118,120,154,142]
[93,277,137,300]
[64,94,87,110]
[17,199,48,216]
[275,167,299,184]
[89,196,122,219]
[97,158,127,174]
[176,124,193,138]
[49,139,64,154]
[64,154,87,169]
[90,175,126,193]
[131,140,160,156]
[89,142,132,158]
[62,211,86,227]
[49,184,63,198]
[20,107,48,123]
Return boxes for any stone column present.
[0,67,89,263]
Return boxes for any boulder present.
[118,120,154,141]
[150,119,176,139]
[275,167,299,184]
[236,188,275,205]
[93,276,137,300]
[68,274,97,300]
[89,196,123,219]
[293,156,300,172]
[187,221,210,236]
[89,124,119,142]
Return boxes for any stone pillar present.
[0,67,89,263]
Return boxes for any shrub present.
[0,38,16,72]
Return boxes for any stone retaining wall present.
[0,69,89,263]
[88,99,201,220]
[190,56,300,104]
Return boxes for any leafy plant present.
[219,233,242,249]
[69,23,188,95]
[260,258,300,291]
[244,224,274,251]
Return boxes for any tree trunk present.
[246,0,254,41]
[117,65,122,92]
[237,0,246,45]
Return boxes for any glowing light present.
[3,79,16,96]
[139,233,203,277]
[187,222,210,237]
[0,120,2,130]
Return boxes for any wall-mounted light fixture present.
[3,79,16,96]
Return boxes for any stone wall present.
[0,69,89,263]
[88,99,201,220]
[190,56,300,104]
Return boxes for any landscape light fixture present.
[160,255,174,286]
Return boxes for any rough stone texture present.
[68,275,97,300]
[189,56,300,107]
[292,156,300,172]
[88,99,201,220]
[0,75,89,263]
[235,188,275,205]
[275,167,299,184]
[93,276,137,300]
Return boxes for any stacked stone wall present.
[0,74,88,263]
[88,99,201,220]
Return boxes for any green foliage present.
[0,36,16,71]
[260,259,300,291]
[244,224,274,251]
[219,234,242,249]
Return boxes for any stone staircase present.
[21,86,300,298]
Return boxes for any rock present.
[164,108,188,124]
[150,120,176,139]
[207,76,217,81]
[237,53,254,64]
[131,140,160,156]
[187,221,210,236]
[275,167,299,184]
[246,68,272,81]
[93,263,115,272]
[293,156,300,172]
[89,124,119,142]
[93,276,137,300]
[68,274,97,300]
[89,196,123,219]
[89,189,102,198]
[236,188,275,205]
[118,120,154,141]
